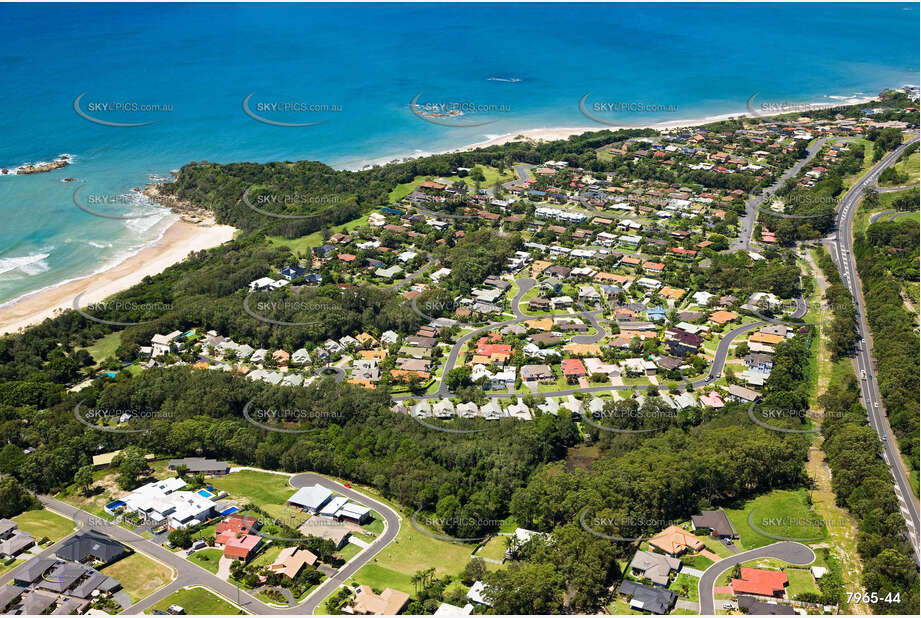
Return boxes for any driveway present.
[697,541,816,614]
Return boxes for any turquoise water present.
[0,2,917,306]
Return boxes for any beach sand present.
[0,219,236,335]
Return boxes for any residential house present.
[629,550,681,587]
[691,510,737,539]
[288,485,333,513]
[647,525,704,557]
[351,586,411,615]
[731,568,788,598]
[268,547,317,579]
[727,384,761,403]
[617,580,677,615]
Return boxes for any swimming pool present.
[197,489,215,499]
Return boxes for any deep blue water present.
[0,2,917,306]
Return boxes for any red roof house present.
[731,568,788,598]
[561,358,587,378]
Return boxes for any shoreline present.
[0,93,880,335]
[347,94,879,170]
[0,218,236,335]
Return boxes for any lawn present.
[0,559,22,579]
[188,548,224,574]
[681,552,715,571]
[785,567,820,597]
[265,213,370,255]
[83,331,123,364]
[148,586,247,615]
[101,551,174,603]
[337,542,363,563]
[250,543,282,569]
[474,536,507,562]
[209,470,295,509]
[349,563,416,595]
[724,489,826,550]
[608,598,644,615]
[13,508,74,542]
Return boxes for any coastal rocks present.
[2,154,72,175]
[143,182,215,225]
[17,154,71,175]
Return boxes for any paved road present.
[24,476,400,615]
[501,164,533,189]
[431,304,606,397]
[734,136,848,251]
[869,209,899,224]
[698,541,816,614]
[288,473,401,613]
[875,183,918,193]
[827,133,920,561]
[510,277,536,318]
[396,276,819,402]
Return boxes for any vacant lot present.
[101,551,174,603]
[13,508,74,542]
[148,586,246,615]
[725,489,826,549]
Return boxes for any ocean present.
[0,2,917,307]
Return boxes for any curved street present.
[697,542,816,614]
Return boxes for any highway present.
[826,133,920,560]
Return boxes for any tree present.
[113,447,148,490]
[0,476,39,518]
[168,527,192,549]
[74,465,95,496]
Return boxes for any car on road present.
[861,370,867,380]
[881,435,887,442]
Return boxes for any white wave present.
[88,240,112,249]
[0,249,52,278]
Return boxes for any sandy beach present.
[0,219,236,335]
[352,94,879,169]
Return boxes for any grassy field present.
[82,331,123,364]
[148,587,247,615]
[210,470,295,509]
[884,150,920,186]
[349,563,416,594]
[101,551,174,603]
[724,489,826,550]
[188,548,224,574]
[388,167,515,203]
[266,213,370,255]
[474,536,507,562]
[13,508,74,542]
[785,567,820,597]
